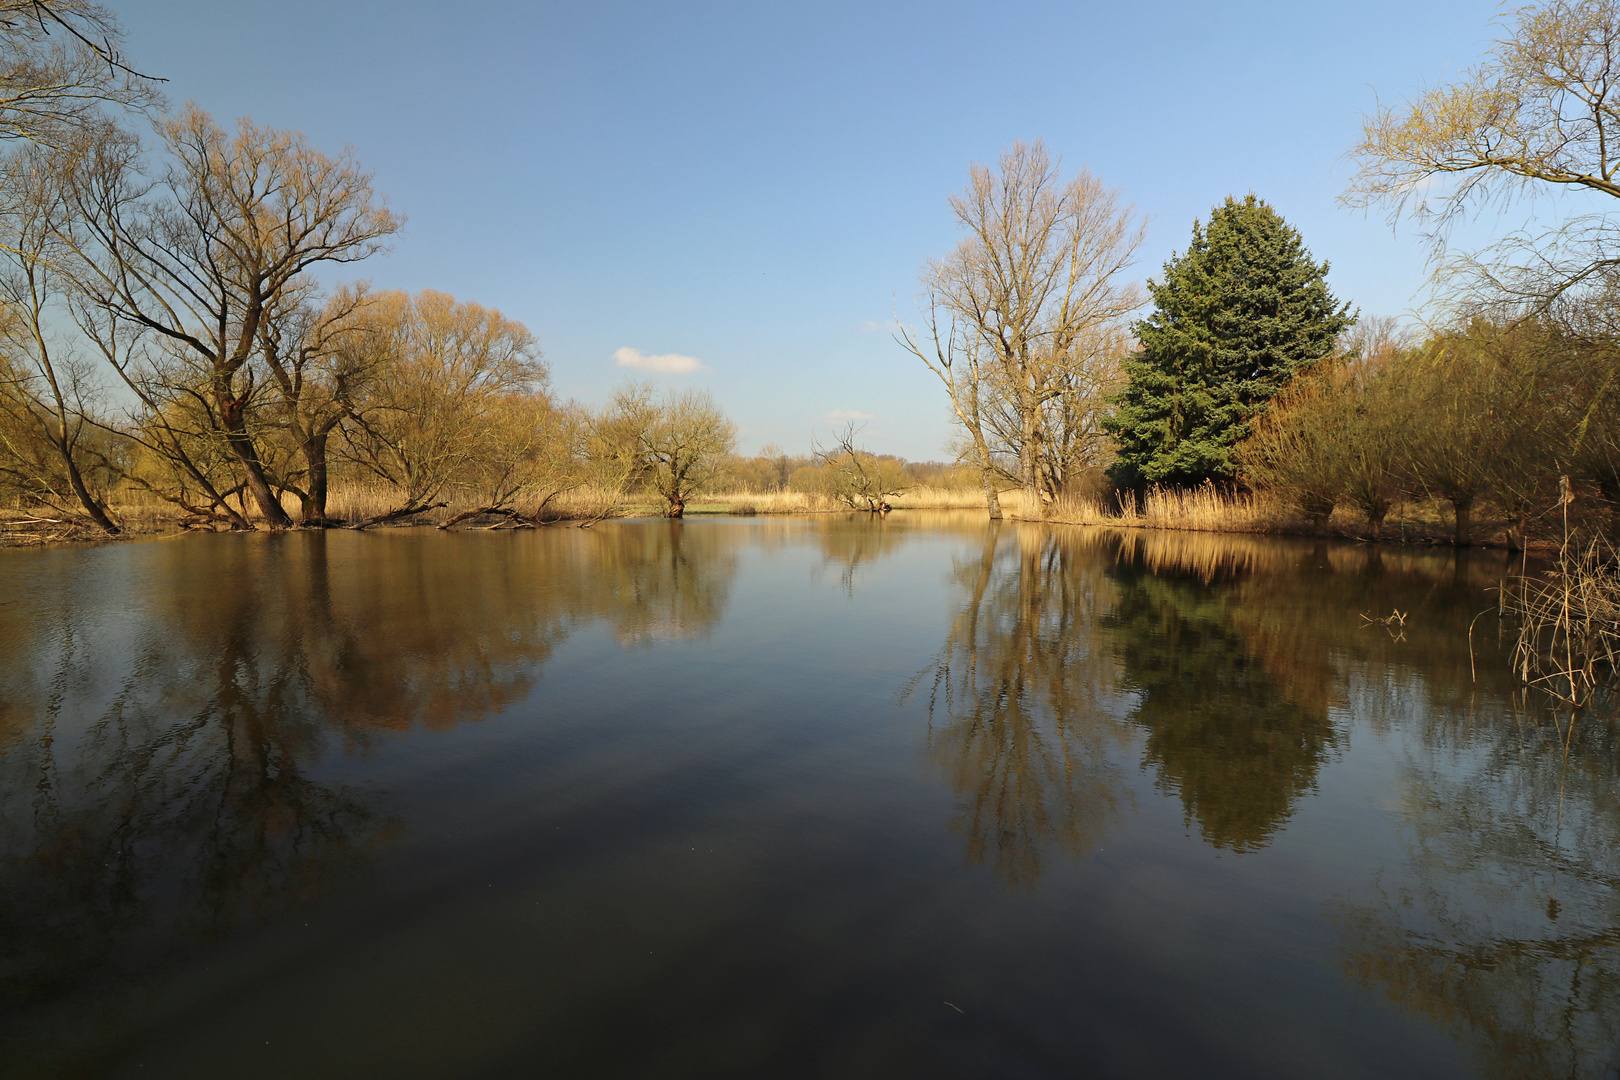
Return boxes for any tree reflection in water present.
[1333,705,1620,1080]
[0,525,741,1061]
[1106,541,1341,854]
[914,527,1515,883]
[6,519,1616,1077]
[910,525,1134,888]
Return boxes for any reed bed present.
[680,490,839,515]
[891,486,999,510]
[674,486,993,516]
[1509,532,1620,708]
[1045,484,1283,534]
[7,477,1523,553]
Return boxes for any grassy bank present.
[1036,485,1606,552]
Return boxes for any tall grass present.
[670,485,994,515]
[1045,483,1282,534]
[1510,531,1620,708]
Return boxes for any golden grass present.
[1042,485,1483,543]
[11,473,1533,554]
[891,485,998,510]
[672,486,994,515]
[683,490,839,515]
[1044,484,1282,534]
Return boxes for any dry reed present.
[1509,532,1620,707]
[1044,484,1283,534]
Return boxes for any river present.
[0,516,1614,1079]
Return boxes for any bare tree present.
[1345,0,1620,309]
[256,281,380,525]
[437,394,585,529]
[0,140,120,530]
[338,290,545,528]
[607,382,736,518]
[57,107,400,529]
[899,140,1144,519]
[1237,373,1348,527]
[1404,326,1536,546]
[0,1,160,146]
[810,422,909,512]
[979,320,1131,503]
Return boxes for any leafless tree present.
[437,394,586,529]
[337,290,545,528]
[0,1,160,146]
[255,281,382,524]
[809,422,909,512]
[0,139,121,530]
[56,107,400,529]
[606,382,736,518]
[899,140,1144,518]
[1346,0,1620,310]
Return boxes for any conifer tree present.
[1105,195,1353,489]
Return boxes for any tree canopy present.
[1345,0,1620,310]
[1106,195,1353,490]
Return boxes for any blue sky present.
[118,0,1508,459]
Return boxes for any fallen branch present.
[347,501,448,530]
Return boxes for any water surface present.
[1,516,1615,1079]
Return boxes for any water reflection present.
[3,518,1617,1078]
[910,526,1133,887]
[914,526,1535,879]
[1334,708,1620,1080]
[1107,547,1341,853]
[0,525,744,1053]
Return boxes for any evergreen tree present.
[1105,195,1354,489]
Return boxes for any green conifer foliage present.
[1105,195,1353,490]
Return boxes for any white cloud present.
[857,318,901,334]
[612,347,707,374]
[823,409,874,422]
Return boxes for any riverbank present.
[1,482,1603,553]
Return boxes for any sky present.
[114,0,1513,460]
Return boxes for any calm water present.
[0,516,1616,1079]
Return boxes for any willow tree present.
[606,383,736,518]
[337,290,546,528]
[899,140,1144,519]
[1346,0,1620,309]
[58,108,400,529]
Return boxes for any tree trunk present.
[61,448,120,535]
[300,431,330,526]
[668,497,685,519]
[1450,497,1473,547]
[1019,402,1044,519]
[982,470,1003,521]
[218,393,293,529]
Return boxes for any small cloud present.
[613,347,707,374]
[823,409,874,422]
[857,319,901,333]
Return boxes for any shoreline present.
[0,501,1577,557]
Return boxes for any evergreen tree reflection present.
[1106,548,1340,853]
